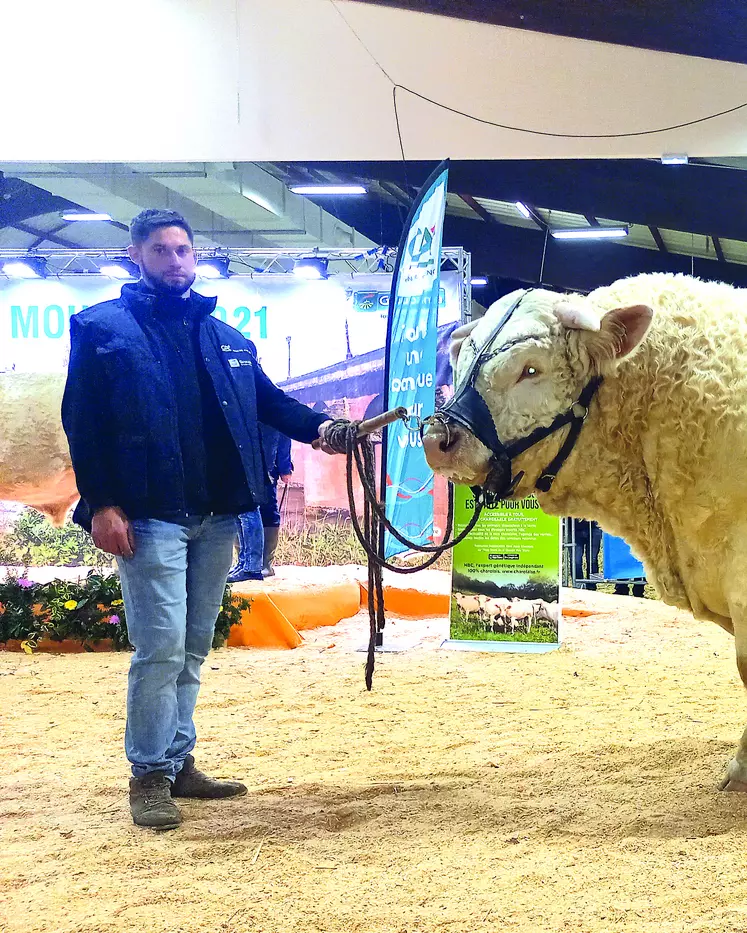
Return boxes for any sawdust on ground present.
[3,577,747,933]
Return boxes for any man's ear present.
[126,244,141,265]
[555,300,652,367]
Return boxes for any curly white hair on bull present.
[426,272,747,792]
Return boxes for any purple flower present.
[108,614,120,625]
[17,578,34,588]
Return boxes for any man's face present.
[127,225,196,296]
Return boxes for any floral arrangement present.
[0,572,250,653]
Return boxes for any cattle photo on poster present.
[423,272,747,791]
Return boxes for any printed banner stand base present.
[441,639,561,654]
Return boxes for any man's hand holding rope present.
[316,418,356,454]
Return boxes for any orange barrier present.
[227,593,303,649]
[359,582,450,618]
[227,578,361,648]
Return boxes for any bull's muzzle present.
[421,417,462,471]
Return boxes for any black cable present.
[393,84,747,140]
[329,0,747,144]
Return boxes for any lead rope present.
[321,418,486,689]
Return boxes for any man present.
[62,209,340,831]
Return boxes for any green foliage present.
[0,509,115,568]
[449,616,558,644]
[0,572,250,653]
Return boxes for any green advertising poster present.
[449,485,561,651]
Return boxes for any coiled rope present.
[321,417,485,689]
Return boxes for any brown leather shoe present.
[171,755,248,799]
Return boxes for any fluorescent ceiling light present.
[99,263,136,279]
[62,212,113,222]
[470,277,488,286]
[661,154,688,165]
[2,260,43,277]
[515,202,532,220]
[551,227,628,240]
[289,185,367,195]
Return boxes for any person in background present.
[572,518,602,591]
[615,580,646,598]
[226,340,292,583]
[225,423,292,582]
[62,208,342,831]
[258,425,293,577]
[226,507,264,583]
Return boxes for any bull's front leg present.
[720,582,747,791]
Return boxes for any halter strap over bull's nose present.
[423,288,603,499]
[433,290,531,455]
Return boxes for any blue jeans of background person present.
[116,515,237,780]
[573,519,602,588]
[236,508,264,573]
[259,479,281,528]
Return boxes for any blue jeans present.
[235,509,264,572]
[116,515,237,780]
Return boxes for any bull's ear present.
[556,299,652,366]
[597,304,653,359]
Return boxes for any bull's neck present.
[530,351,659,534]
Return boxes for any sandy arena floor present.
[4,579,747,933]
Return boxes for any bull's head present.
[422,288,653,495]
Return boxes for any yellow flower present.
[111,599,124,606]
[64,599,78,610]
[21,640,35,654]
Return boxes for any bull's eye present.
[519,365,540,381]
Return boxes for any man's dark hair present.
[129,209,194,246]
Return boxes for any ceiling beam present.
[443,216,747,292]
[713,235,726,262]
[12,221,79,249]
[459,193,499,226]
[649,225,668,253]
[293,188,747,291]
[303,160,747,243]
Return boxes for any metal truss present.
[0,246,470,281]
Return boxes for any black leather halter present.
[424,290,603,500]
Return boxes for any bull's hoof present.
[719,776,747,792]
[719,759,747,792]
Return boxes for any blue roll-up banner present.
[381,160,450,558]
[602,533,646,580]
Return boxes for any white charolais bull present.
[423,273,747,792]
[0,372,78,525]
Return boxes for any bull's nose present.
[422,421,461,469]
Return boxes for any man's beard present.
[139,262,196,297]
